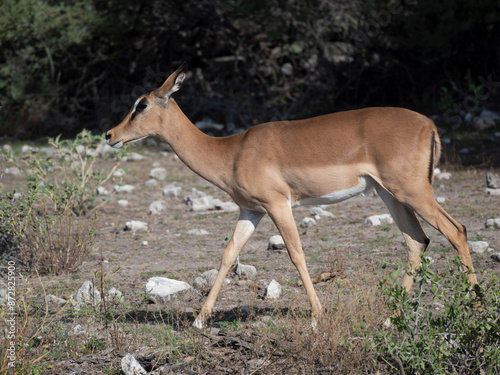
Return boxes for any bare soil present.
[1,144,500,374]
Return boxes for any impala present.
[106,63,478,329]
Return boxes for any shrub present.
[23,129,118,216]
[371,257,500,374]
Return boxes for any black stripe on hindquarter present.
[428,131,436,183]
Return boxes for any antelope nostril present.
[105,133,111,140]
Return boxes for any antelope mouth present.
[106,140,124,149]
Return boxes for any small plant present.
[22,129,119,216]
[371,256,500,374]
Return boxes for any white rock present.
[468,241,489,254]
[117,199,129,207]
[269,235,286,250]
[149,167,167,180]
[107,287,124,302]
[71,324,87,336]
[96,141,118,157]
[187,229,210,235]
[149,200,167,215]
[265,279,282,299]
[486,188,500,196]
[485,218,500,229]
[486,172,500,189]
[436,196,446,203]
[189,196,214,211]
[301,217,317,228]
[187,188,208,199]
[435,171,452,180]
[145,277,192,302]
[491,253,500,262]
[310,206,334,219]
[162,184,182,198]
[365,214,394,226]
[113,168,125,178]
[125,221,149,232]
[142,241,148,246]
[213,199,240,212]
[121,153,145,162]
[121,353,147,375]
[235,263,257,278]
[2,144,12,151]
[114,184,135,194]
[194,269,230,290]
[76,280,101,306]
[5,167,21,175]
[474,109,500,130]
[96,186,109,195]
[145,179,158,187]
[21,145,36,153]
[46,294,67,306]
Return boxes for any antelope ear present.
[157,62,188,98]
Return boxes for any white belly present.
[293,175,374,207]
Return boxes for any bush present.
[23,129,118,216]
[371,257,500,374]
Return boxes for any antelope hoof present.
[193,316,205,330]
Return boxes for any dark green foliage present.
[0,0,499,138]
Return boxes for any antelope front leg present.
[266,202,323,328]
[193,209,264,329]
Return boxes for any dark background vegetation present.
[1,0,499,142]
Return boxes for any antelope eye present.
[136,102,147,112]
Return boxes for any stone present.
[76,280,101,306]
[435,196,446,204]
[486,188,500,196]
[491,253,500,262]
[107,287,124,302]
[145,277,193,302]
[365,214,394,226]
[149,167,167,180]
[235,263,257,278]
[46,294,67,306]
[162,184,182,198]
[265,279,281,299]
[114,184,135,194]
[121,153,145,162]
[145,179,158,187]
[187,229,210,235]
[468,241,489,254]
[474,109,500,130]
[117,199,129,207]
[121,353,147,375]
[5,167,20,176]
[113,168,125,178]
[125,221,149,232]
[212,199,240,212]
[486,172,500,189]
[269,235,286,250]
[21,145,36,153]
[194,269,230,290]
[96,186,109,195]
[149,200,167,215]
[189,196,214,211]
[310,206,334,219]
[301,217,317,228]
[485,218,500,229]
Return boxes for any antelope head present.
[105,62,187,148]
